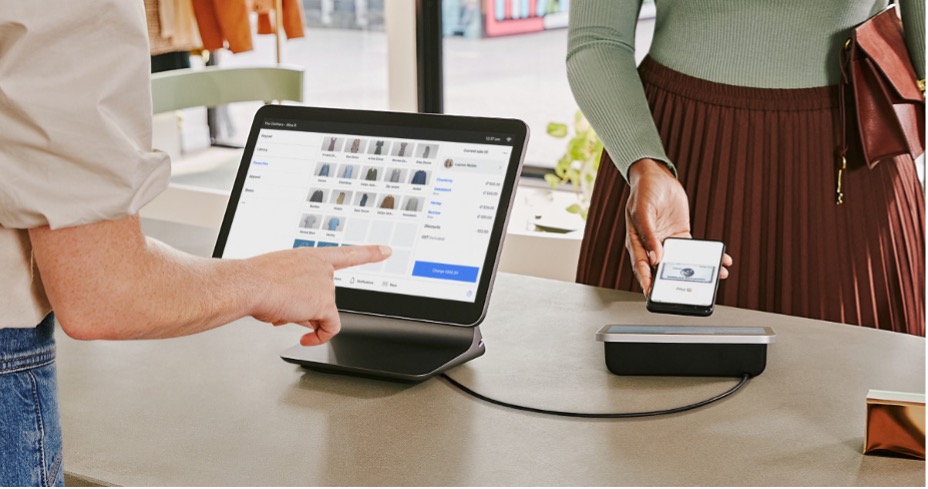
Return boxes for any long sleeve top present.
[567,0,926,180]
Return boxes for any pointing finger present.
[313,245,392,271]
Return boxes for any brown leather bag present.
[838,5,925,203]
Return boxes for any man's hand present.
[247,245,392,346]
[30,215,390,344]
[625,159,732,295]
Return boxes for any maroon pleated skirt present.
[577,57,925,336]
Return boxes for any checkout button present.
[412,261,479,283]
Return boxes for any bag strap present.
[837,38,852,205]
[835,2,891,205]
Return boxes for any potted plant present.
[544,111,603,220]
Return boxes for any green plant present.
[545,111,603,220]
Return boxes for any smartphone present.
[646,238,726,316]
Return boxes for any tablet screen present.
[215,106,527,325]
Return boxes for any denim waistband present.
[0,313,56,374]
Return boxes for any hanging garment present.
[327,137,336,151]
[398,142,408,157]
[405,198,418,212]
[301,215,316,228]
[327,217,340,231]
[254,0,306,40]
[318,163,330,177]
[145,0,201,56]
[309,190,324,203]
[336,192,346,205]
[389,168,401,183]
[359,193,369,207]
[146,0,196,73]
[374,140,384,155]
[342,166,353,179]
[350,139,361,153]
[411,170,427,185]
[380,195,395,209]
[365,168,378,181]
[422,146,431,158]
[192,0,253,53]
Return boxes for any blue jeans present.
[0,314,63,487]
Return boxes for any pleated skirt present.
[577,57,926,336]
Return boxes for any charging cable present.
[440,373,750,419]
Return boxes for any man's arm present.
[29,215,389,344]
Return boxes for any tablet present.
[214,105,528,326]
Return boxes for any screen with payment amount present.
[221,120,514,303]
[649,239,725,307]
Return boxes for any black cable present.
[440,373,750,419]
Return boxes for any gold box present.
[864,390,926,459]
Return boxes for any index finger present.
[626,235,654,296]
[633,259,653,297]
[314,245,392,270]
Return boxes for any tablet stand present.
[280,312,485,382]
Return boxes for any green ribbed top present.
[566,0,926,180]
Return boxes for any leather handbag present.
[837,5,925,204]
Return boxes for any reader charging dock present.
[281,313,485,383]
[595,325,775,377]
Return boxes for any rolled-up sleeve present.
[0,0,170,230]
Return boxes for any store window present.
[441,0,655,170]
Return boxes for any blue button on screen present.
[412,261,480,283]
[293,239,315,248]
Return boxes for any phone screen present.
[649,238,725,307]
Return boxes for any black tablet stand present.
[280,312,485,382]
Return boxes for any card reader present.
[595,325,776,377]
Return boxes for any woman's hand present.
[625,159,732,295]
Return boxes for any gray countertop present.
[57,220,925,486]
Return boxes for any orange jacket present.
[191,0,252,53]
[255,0,305,40]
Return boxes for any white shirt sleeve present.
[0,0,170,229]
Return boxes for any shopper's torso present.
[650,0,889,88]
[1,228,51,328]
